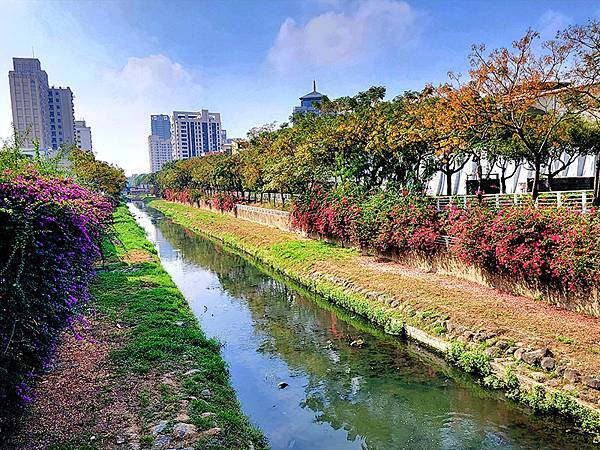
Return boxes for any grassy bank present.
[7,205,267,450]
[148,200,600,439]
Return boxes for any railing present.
[235,204,290,217]
[211,189,595,212]
[432,190,594,212]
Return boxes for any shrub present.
[164,187,191,203]
[290,185,362,242]
[290,187,599,291]
[210,192,238,212]
[447,204,600,289]
[0,168,112,432]
[291,187,442,255]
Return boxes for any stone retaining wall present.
[234,205,291,231]
[193,200,292,231]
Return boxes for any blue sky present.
[1,0,599,175]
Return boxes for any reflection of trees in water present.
[154,216,586,450]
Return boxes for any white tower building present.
[74,120,93,152]
[171,110,223,160]
[8,58,51,153]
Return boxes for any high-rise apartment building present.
[171,110,223,160]
[74,120,93,152]
[148,114,172,172]
[148,135,172,172]
[151,114,171,140]
[8,58,51,152]
[48,87,75,150]
[9,57,88,155]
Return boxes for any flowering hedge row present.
[163,189,239,213]
[0,168,112,431]
[290,187,600,291]
[210,192,237,212]
[164,187,191,204]
[447,205,600,291]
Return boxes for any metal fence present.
[235,204,290,217]
[219,189,595,212]
[431,190,594,212]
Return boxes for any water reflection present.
[129,203,593,450]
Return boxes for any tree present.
[404,85,472,196]
[482,133,525,193]
[466,29,588,199]
[562,20,600,205]
[156,159,193,194]
[319,86,437,193]
[68,148,126,204]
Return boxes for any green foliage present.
[447,343,492,377]
[503,365,600,435]
[482,374,505,390]
[68,148,126,204]
[556,335,575,344]
[0,131,67,176]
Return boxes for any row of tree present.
[153,21,600,204]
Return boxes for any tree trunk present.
[500,167,507,194]
[593,153,600,207]
[547,173,554,192]
[476,158,483,193]
[445,165,453,196]
[532,157,541,200]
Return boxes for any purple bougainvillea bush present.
[0,168,112,431]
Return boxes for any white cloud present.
[79,54,203,174]
[538,10,571,39]
[103,54,200,98]
[268,0,422,73]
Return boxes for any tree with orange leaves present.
[562,20,600,205]
[403,84,475,196]
[466,29,589,199]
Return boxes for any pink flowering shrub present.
[164,188,191,203]
[290,186,361,243]
[377,195,440,254]
[447,204,600,290]
[211,192,238,212]
[0,168,112,430]
[290,187,599,291]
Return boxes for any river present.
[129,202,594,450]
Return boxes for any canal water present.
[129,202,594,450]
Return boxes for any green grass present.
[92,205,267,449]
[556,335,575,345]
[269,240,357,265]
